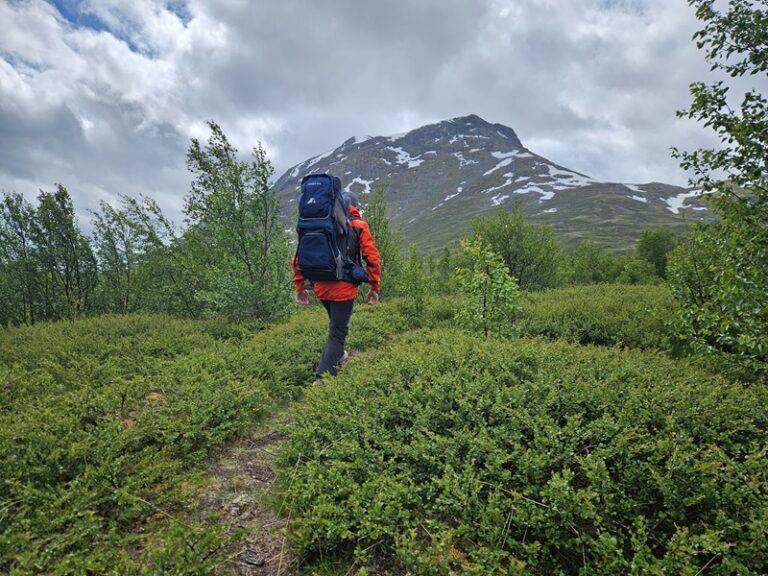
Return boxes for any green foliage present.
[429,245,460,294]
[670,1,768,381]
[615,252,659,285]
[281,329,768,575]
[0,314,266,574]
[569,240,618,285]
[1,121,293,326]
[518,284,675,349]
[470,206,567,290]
[91,194,177,314]
[456,239,521,338]
[0,192,38,325]
[0,301,419,573]
[636,227,677,278]
[668,222,768,380]
[184,121,291,320]
[0,186,97,325]
[396,245,428,325]
[34,185,99,319]
[363,187,402,296]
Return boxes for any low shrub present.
[0,301,413,574]
[518,283,674,349]
[281,330,768,575]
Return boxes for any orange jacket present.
[292,205,382,301]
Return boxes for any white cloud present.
[1,0,765,225]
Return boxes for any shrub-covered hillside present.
[2,284,764,575]
[0,302,420,574]
[283,330,767,575]
[518,284,675,349]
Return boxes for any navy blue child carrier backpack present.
[295,174,368,285]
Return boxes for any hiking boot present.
[333,350,349,372]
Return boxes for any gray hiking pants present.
[316,299,354,378]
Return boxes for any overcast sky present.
[1,0,761,223]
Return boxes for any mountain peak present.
[437,114,522,148]
[449,113,487,124]
[275,115,709,250]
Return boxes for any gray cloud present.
[1,0,764,224]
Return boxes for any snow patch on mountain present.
[433,188,464,211]
[630,195,648,203]
[305,148,336,171]
[543,165,595,188]
[449,134,490,144]
[491,193,510,206]
[493,150,530,159]
[387,146,423,169]
[479,170,557,202]
[666,189,703,214]
[483,150,531,176]
[518,182,555,202]
[480,172,516,195]
[345,177,374,194]
[453,152,478,167]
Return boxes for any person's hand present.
[366,290,379,305]
[294,289,311,305]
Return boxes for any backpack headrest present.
[343,192,360,210]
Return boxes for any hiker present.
[292,177,381,381]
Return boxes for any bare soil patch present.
[198,414,297,575]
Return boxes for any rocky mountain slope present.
[274,114,709,250]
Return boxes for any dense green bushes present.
[1,282,759,573]
[0,301,415,574]
[0,314,266,573]
[518,284,675,349]
[281,330,768,575]
[429,284,675,351]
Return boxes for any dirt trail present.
[198,350,365,575]
[198,412,297,575]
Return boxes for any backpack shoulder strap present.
[347,221,363,264]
